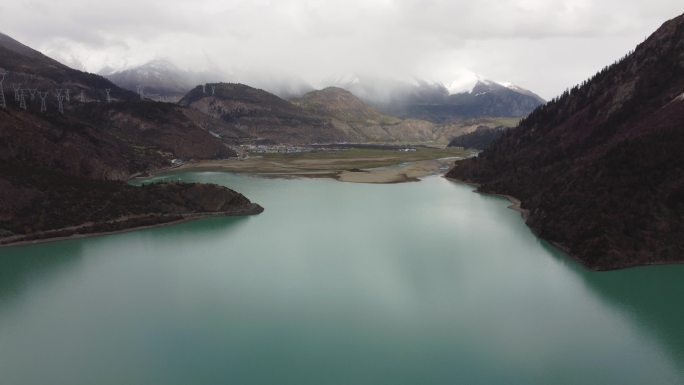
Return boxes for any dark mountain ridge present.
[446,13,684,270]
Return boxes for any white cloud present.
[0,0,681,99]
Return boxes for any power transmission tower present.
[65,89,70,103]
[0,72,6,109]
[105,88,111,103]
[202,84,206,94]
[38,91,48,113]
[57,94,64,114]
[136,85,144,100]
[28,88,37,101]
[80,90,86,103]
[19,89,27,110]
[211,85,216,95]
[12,84,20,102]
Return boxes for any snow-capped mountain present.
[328,72,545,122]
[442,71,541,97]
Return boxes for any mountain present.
[384,79,544,122]
[105,59,211,102]
[294,87,394,123]
[179,83,347,144]
[447,126,508,150]
[0,33,238,177]
[444,79,545,118]
[293,87,522,144]
[446,13,684,270]
[330,74,545,123]
[178,84,516,145]
[292,87,435,142]
[0,32,260,244]
[0,32,138,103]
[0,164,263,245]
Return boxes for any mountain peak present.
[136,59,181,72]
[294,86,374,118]
[443,72,539,99]
[443,72,484,94]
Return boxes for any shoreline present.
[445,176,684,272]
[445,176,605,271]
[445,177,530,220]
[0,204,263,249]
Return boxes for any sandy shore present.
[336,158,458,183]
[167,156,462,184]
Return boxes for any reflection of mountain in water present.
[0,242,85,304]
[0,216,250,307]
[540,241,684,365]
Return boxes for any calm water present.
[1,173,683,385]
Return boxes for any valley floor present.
[157,147,473,184]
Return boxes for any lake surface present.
[1,173,683,385]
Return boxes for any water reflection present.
[0,216,250,307]
[453,182,684,377]
[0,242,85,305]
[541,241,684,365]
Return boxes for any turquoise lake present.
[1,173,683,384]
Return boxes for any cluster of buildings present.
[239,144,314,155]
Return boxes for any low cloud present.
[1,0,681,99]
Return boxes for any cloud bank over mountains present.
[0,0,681,99]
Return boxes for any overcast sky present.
[0,0,682,99]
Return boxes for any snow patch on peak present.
[500,81,531,93]
[443,71,516,95]
[445,71,483,94]
[676,92,684,102]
